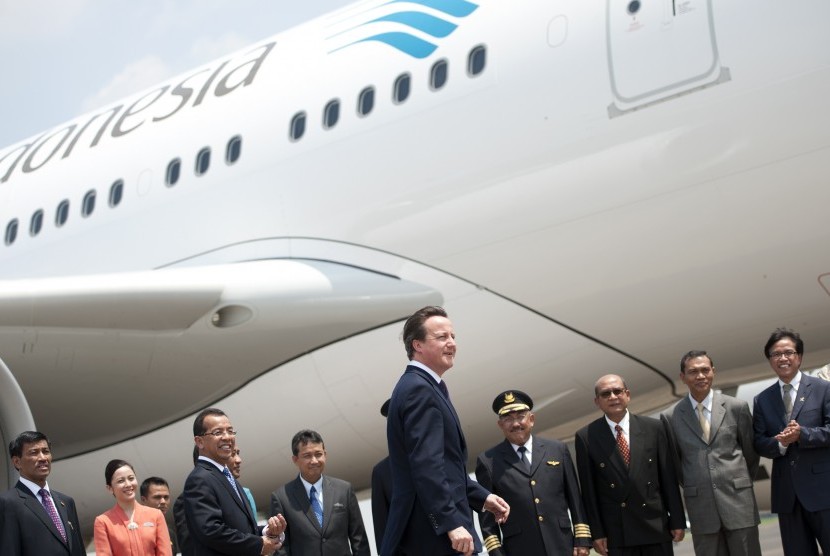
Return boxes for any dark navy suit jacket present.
[0,481,86,556]
[753,373,830,513]
[183,459,262,555]
[380,365,490,556]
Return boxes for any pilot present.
[475,390,591,556]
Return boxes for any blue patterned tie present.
[309,485,323,527]
[222,467,242,501]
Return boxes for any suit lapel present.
[593,419,628,477]
[499,440,529,476]
[791,376,812,421]
[677,398,705,443]
[764,383,788,428]
[290,477,322,532]
[321,476,333,532]
[205,462,253,525]
[407,366,466,447]
[710,392,727,442]
[52,491,74,544]
[17,484,67,547]
[628,415,644,477]
[529,438,544,475]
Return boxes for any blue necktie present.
[309,485,323,527]
[222,467,242,501]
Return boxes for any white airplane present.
[1,0,830,549]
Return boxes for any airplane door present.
[606,0,728,115]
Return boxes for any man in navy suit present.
[753,328,830,556]
[183,408,287,555]
[371,399,398,554]
[0,430,86,556]
[381,305,510,556]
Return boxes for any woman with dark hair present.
[93,459,173,556]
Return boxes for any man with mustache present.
[475,390,591,555]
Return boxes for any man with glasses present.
[662,351,761,555]
[475,390,591,556]
[575,375,685,556]
[270,429,369,556]
[753,328,830,555]
[183,407,287,555]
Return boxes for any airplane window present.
[290,112,306,141]
[430,59,449,90]
[226,136,242,164]
[4,219,18,246]
[357,87,375,117]
[323,99,340,129]
[196,147,211,176]
[166,158,181,187]
[468,45,487,76]
[55,199,70,227]
[30,209,44,236]
[109,180,124,207]
[81,189,96,218]
[394,73,411,104]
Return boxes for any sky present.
[0,0,355,148]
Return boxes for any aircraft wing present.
[0,259,442,456]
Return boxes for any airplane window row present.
[289,44,487,141]
[3,135,243,247]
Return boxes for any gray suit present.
[270,475,369,556]
[662,392,761,555]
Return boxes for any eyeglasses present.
[769,350,798,360]
[598,388,627,399]
[200,429,237,438]
[499,412,529,424]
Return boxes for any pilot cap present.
[380,399,391,418]
[492,390,533,415]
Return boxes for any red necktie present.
[615,425,630,467]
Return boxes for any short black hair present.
[291,429,325,456]
[193,407,226,436]
[680,350,713,373]
[140,476,169,498]
[402,306,448,360]
[9,431,50,459]
[104,459,134,486]
[764,328,804,359]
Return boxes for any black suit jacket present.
[0,481,86,556]
[475,437,591,555]
[173,494,194,556]
[753,373,830,513]
[270,475,369,556]
[183,459,262,555]
[381,365,490,556]
[575,414,685,548]
[370,456,394,553]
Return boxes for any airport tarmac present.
[672,514,783,556]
